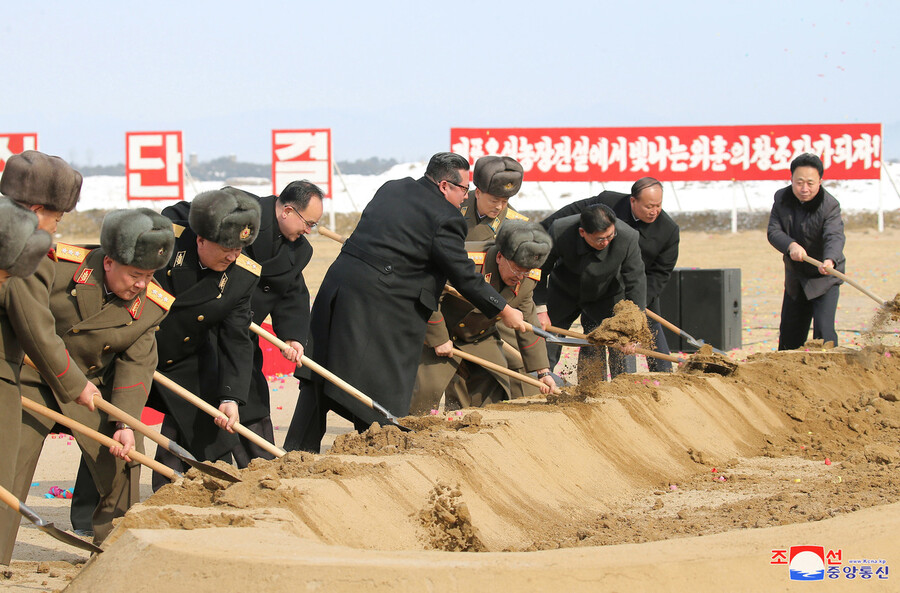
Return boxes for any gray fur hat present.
[188,187,261,249]
[473,156,524,198]
[0,151,82,212]
[101,208,175,270]
[0,197,52,277]
[496,220,552,269]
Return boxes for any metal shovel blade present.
[532,326,592,346]
[13,497,103,554]
[167,441,241,482]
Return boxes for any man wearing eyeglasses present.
[235,180,323,466]
[286,152,527,452]
[539,178,679,371]
[535,204,646,380]
[410,221,557,413]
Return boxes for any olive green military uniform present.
[457,193,539,399]
[1,244,172,551]
[410,243,549,414]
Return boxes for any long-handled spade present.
[644,309,727,355]
[802,254,899,313]
[151,372,288,458]
[249,323,411,432]
[20,396,180,482]
[23,357,240,483]
[448,347,559,394]
[0,485,103,555]
[545,325,685,365]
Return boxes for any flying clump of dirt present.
[587,300,653,348]
[418,482,484,552]
[867,292,900,338]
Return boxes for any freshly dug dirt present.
[586,299,653,348]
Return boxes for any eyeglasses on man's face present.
[287,206,318,230]
[447,180,471,194]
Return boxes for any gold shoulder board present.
[55,243,88,263]
[527,269,541,281]
[468,251,486,265]
[235,254,261,276]
[506,208,529,221]
[145,282,175,311]
[172,224,185,238]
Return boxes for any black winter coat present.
[767,186,845,300]
[309,176,507,424]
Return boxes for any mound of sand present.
[63,347,900,592]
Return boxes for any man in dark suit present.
[540,178,679,370]
[767,153,845,349]
[287,152,527,453]
[535,204,646,380]
[235,180,323,466]
[149,189,261,489]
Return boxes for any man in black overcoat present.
[535,204,646,380]
[767,153,845,349]
[149,188,261,489]
[287,152,527,453]
[540,177,679,370]
[234,180,323,466]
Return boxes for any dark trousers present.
[231,417,276,468]
[546,310,635,381]
[283,380,368,454]
[646,318,672,372]
[70,457,97,532]
[778,284,840,350]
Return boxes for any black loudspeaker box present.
[657,268,742,353]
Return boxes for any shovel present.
[20,396,180,481]
[0,485,104,555]
[801,255,891,307]
[23,357,240,484]
[449,347,559,394]
[546,325,685,364]
[152,371,288,458]
[249,323,411,432]
[644,310,726,355]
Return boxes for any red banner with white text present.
[0,133,38,172]
[126,131,184,201]
[451,125,882,182]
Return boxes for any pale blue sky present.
[2,0,897,165]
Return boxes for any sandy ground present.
[3,228,899,592]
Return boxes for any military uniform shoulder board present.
[55,243,88,263]
[468,251,486,266]
[489,217,501,233]
[234,254,261,276]
[506,208,529,221]
[145,282,175,312]
[527,268,541,281]
[172,224,185,238]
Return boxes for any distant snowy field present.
[77,161,900,218]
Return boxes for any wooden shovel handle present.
[20,396,177,480]
[152,371,286,459]
[451,347,556,393]
[0,485,22,513]
[801,255,886,306]
[547,325,683,364]
[644,309,681,335]
[317,226,346,244]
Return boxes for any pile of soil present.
[586,300,653,348]
[418,482,484,552]
[679,343,739,375]
[329,412,484,456]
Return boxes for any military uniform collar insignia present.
[174,251,186,267]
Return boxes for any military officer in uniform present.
[149,188,261,489]
[410,221,556,414]
[459,156,529,240]
[539,178,679,370]
[535,204,646,380]
[234,180,323,467]
[1,208,175,554]
[0,197,53,564]
[0,153,98,563]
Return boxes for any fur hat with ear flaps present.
[101,209,175,270]
[0,150,82,212]
[496,220,552,270]
[188,187,261,249]
[473,156,524,198]
[0,197,52,277]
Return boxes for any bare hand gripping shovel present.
[0,485,104,555]
[23,356,240,483]
[249,323,411,432]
